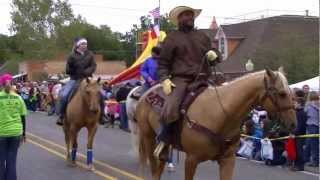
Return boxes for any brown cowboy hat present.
[169,6,202,25]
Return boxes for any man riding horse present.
[154,6,222,159]
[56,37,103,125]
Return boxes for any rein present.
[182,59,239,159]
[260,74,294,112]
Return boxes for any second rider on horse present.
[56,38,97,125]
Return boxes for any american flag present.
[149,7,160,18]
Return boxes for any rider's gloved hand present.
[206,50,218,61]
[161,79,176,95]
[206,49,222,66]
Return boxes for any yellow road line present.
[27,132,144,180]
[28,139,117,180]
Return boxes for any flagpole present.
[158,0,161,30]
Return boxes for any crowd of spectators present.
[11,79,139,133]
[238,85,319,171]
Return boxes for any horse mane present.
[217,70,289,92]
[223,70,265,85]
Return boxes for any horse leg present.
[185,155,199,180]
[154,160,166,180]
[217,155,236,180]
[69,126,78,166]
[87,124,97,171]
[63,123,71,162]
[142,135,164,180]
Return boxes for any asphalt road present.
[17,112,319,180]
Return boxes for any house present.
[203,15,319,80]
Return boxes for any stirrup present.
[153,141,165,159]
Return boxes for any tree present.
[10,0,75,59]
[121,15,176,66]
[159,14,176,32]
[253,33,318,83]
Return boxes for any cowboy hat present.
[169,6,202,25]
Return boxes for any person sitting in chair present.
[154,6,222,159]
[56,37,97,125]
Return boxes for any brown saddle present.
[145,80,239,155]
[145,81,209,149]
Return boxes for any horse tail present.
[126,86,140,157]
[138,124,148,169]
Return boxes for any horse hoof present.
[87,164,95,171]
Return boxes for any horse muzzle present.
[89,107,99,114]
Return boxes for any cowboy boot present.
[154,124,170,161]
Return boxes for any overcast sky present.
[0,0,318,35]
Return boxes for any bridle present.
[260,73,295,113]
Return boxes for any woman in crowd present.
[304,91,319,167]
[0,74,27,180]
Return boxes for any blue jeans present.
[304,125,319,164]
[0,136,21,180]
[58,80,77,116]
[119,102,128,130]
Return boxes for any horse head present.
[258,68,296,132]
[81,77,101,114]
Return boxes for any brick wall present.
[20,54,126,81]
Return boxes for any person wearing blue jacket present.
[140,46,161,92]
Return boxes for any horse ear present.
[97,77,101,84]
[278,66,286,76]
[265,68,276,79]
[86,77,90,84]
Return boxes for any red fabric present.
[285,137,297,161]
[109,64,141,85]
[150,28,157,39]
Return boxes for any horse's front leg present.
[217,154,236,180]
[63,123,71,162]
[69,126,79,167]
[87,124,97,171]
[185,155,199,180]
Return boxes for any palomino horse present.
[134,68,296,180]
[63,78,101,170]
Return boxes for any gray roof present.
[218,15,319,73]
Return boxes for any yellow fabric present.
[161,79,176,95]
[130,31,167,67]
[206,50,218,61]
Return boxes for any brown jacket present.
[158,29,217,81]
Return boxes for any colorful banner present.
[109,30,166,85]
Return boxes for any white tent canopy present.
[290,76,319,91]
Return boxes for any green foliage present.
[159,14,177,32]
[120,15,176,66]
[10,0,75,59]
[101,50,125,61]
[253,33,318,83]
